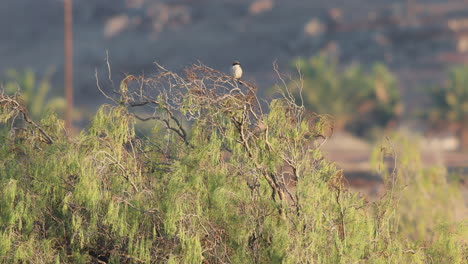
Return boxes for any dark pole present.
[64,0,73,131]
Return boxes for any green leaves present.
[284,55,402,136]
[429,65,468,124]
[2,68,65,120]
[0,65,465,263]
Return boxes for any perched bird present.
[230,61,243,81]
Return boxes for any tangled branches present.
[97,62,332,219]
[0,91,54,144]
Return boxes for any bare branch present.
[95,68,117,103]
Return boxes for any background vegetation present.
[2,69,65,120]
[426,65,468,149]
[0,63,465,263]
[280,55,403,138]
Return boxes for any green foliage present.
[1,69,65,120]
[371,135,465,263]
[0,64,465,263]
[428,65,468,125]
[285,54,402,136]
[426,65,468,149]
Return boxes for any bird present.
[230,61,243,81]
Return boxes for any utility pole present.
[64,0,73,131]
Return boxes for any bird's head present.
[232,61,241,66]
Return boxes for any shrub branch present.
[0,92,54,144]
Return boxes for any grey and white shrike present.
[230,61,243,81]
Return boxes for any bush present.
[371,135,464,242]
[0,63,464,263]
[427,65,468,149]
[1,69,65,120]
[282,54,402,137]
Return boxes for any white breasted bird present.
[230,61,243,81]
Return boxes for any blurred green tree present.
[2,69,65,120]
[282,55,402,137]
[427,65,468,150]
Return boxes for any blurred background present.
[0,0,467,195]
